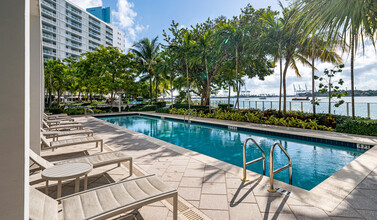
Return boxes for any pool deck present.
[35,112,377,219]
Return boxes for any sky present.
[69,0,377,96]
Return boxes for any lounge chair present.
[43,119,79,126]
[29,150,133,176]
[43,121,83,131]
[41,135,103,152]
[30,174,178,220]
[43,112,72,121]
[42,128,94,140]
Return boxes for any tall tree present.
[130,37,160,104]
[293,0,377,119]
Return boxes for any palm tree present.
[293,0,377,119]
[130,37,160,104]
[260,10,284,111]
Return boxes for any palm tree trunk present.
[149,71,153,104]
[48,73,52,108]
[228,83,231,109]
[235,47,239,111]
[283,57,290,113]
[279,58,282,112]
[328,77,332,114]
[312,41,316,116]
[185,59,191,109]
[170,74,174,105]
[350,34,355,119]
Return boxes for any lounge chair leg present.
[45,180,49,194]
[117,162,121,167]
[100,141,103,152]
[173,193,178,220]
[129,159,133,176]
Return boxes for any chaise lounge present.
[30,150,133,177]
[30,175,178,220]
[41,135,104,152]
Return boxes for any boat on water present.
[259,97,267,100]
[292,97,310,101]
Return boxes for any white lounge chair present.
[43,121,83,131]
[30,175,178,220]
[30,150,133,176]
[41,135,103,152]
[43,113,72,121]
[42,128,94,140]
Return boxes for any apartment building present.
[41,0,126,61]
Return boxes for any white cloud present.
[112,0,148,49]
[67,0,102,9]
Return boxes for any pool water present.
[99,115,366,190]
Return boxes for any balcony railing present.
[66,41,81,48]
[66,34,81,42]
[42,16,55,25]
[66,12,81,22]
[41,0,56,9]
[43,50,56,56]
[106,33,113,38]
[89,24,100,32]
[66,20,81,29]
[66,5,81,15]
[42,33,56,40]
[41,8,56,17]
[42,25,56,33]
[89,17,100,25]
[89,30,100,36]
[42,41,56,48]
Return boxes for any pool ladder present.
[241,139,292,193]
[183,109,197,123]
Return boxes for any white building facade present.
[41,0,126,61]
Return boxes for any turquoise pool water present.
[99,115,366,190]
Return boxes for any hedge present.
[335,119,377,136]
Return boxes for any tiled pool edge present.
[91,112,377,212]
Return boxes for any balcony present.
[43,49,56,56]
[66,34,81,42]
[42,16,55,25]
[106,33,113,38]
[41,0,56,9]
[66,20,81,29]
[41,8,56,17]
[66,4,81,15]
[42,33,56,40]
[42,41,56,49]
[89,24,100,32]
[66,12,82,22]
[42,24,56,33]
[65,41,81,48]
[89,30,100,36]
[89,17,100,25]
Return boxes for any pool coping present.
[92,112,377,212]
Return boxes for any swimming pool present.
[99,114,366,190]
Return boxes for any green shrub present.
[218,104,233,110]
[156,107,170,113]
[171,104,209,112]
[335,119,377,136]
[45,108,64,114]
[155,101,167,108]
[141,105,157,111]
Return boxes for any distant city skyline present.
[68,0,377,95]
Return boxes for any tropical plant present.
[130,37,160,104]
[293,0,377,119]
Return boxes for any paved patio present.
[32,113,377,219]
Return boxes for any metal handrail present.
[187,109,197,123]
[267,142,292,193]
[183,109,190,122]
[84,107,94,117]
[241,138,265,181]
